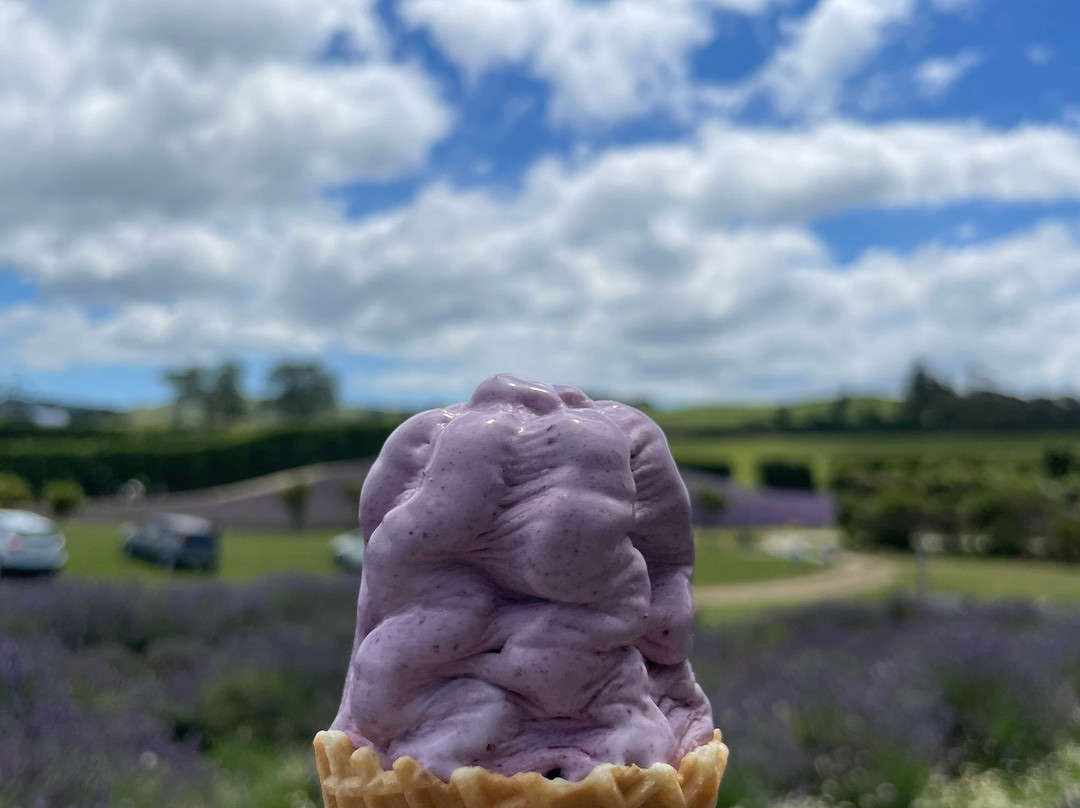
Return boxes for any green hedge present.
[759,460,816,490]
[0,420,404,496]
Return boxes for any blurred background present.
[2,0,1079,806]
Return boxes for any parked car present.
[0,509,67,574]
[122,513,219,571]
[329,528,364,572]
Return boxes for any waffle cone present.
[313,729,728,808]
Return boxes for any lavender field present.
[2,576,1079,808]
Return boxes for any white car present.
[0,510,68,574]
[329,528,365,572]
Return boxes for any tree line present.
[163,360,338,428]
[769,364,1080,432]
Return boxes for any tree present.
[266,362,338,420]
[165,363,248,428]
[44,480,84,519]
[0,473,32,508]
[772,406,793,431]
[163,367,209,429]
[828,395,851,429]
[902,363,958,428]
[206,362,246,427]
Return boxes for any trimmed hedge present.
[759,460,815,490]
[0,419,404,496]
[679,460,733,477]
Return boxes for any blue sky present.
[1,0,1079,409]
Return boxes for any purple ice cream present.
[331,373,713,781]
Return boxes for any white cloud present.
[6,120,1080,401]
[915,50,982,98]
[0,0,452,235]
[1027,44,1053,66]
[398,0,777,126]
[757,0,917,118]
[3,0,1078,404]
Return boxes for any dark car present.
[122,513,219,571]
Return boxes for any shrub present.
[1053,517,1080,562]
[340,480,364,503]
[1044,447,1075,478]
[279,480,309,529]
[0,472,32,507]
[960,488,1057,557]
[44,479,85,518]
[681,460,732,477]
[759,461,815,490]
[696,488,727,515]
[850,489,924,550]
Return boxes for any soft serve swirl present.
[331,374,713,781]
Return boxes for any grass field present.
[29,523,1080,624]
[669,429,1080,488]
[693,528,817,585]
[892,552,1080,605]
[57,522,343,583]
[45,522,814,588]
[697,545,1080,622]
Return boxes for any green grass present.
[55,522,812,588]
[696,547,1080,625]
[59,522,343,583]
[693,528,817,586]
[890,552,1080,605]
[669,429,1080,488]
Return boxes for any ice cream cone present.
[313,729,728,808]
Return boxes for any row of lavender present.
[0,576,358,807]
[2,577,1079,808]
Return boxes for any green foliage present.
[759,461,815,490]
[278,480,309,529]
[0,472,32,507]
[696,488,727,514]
[266,361,337,419]
[1044,447,1075,478]
[680,460,732,477]
[195,669,316,748]
[340,480,364,503]
[960,488,1057,557]
[1055,517,1080,563]
[206,362,246,426]
[0,419,402,495]
[849,489,924,550]
[832,454,1079,560]
[164,362,247,428]
[940,673,1060,771]
[43,479,84,518]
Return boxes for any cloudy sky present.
[1,0,1078,409]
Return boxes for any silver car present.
[0,510,68,574]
